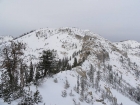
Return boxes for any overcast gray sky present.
[0,0,140,42]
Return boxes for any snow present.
[0,27,140,105]
[0,35,13,44]
[112,89,138,105]
[0,68,138,105]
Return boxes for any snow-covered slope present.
[114,40,140,55]
[114,40,140,72]
[0,35,13,44]
[0,27,140,105]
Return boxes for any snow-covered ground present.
[0,27,140,105]
[1,70,138,105]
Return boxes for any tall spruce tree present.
[80,77,86,97]
[89,64,95,88]
[34,67,41,86]
[73,57,77,67]
[29,61,34,83]
[38,50,57,77]
[1,41,26,102]
[96,70,101,89]
[77,75,80,93]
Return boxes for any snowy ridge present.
[0,27,140,105]
[0,35,13,44]
[114,40,140,50]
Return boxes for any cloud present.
[0,0,140,42]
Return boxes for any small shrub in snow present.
[61,90,67,97]
[78,102,81,105]
[77,75,80,94]
[79,96,84,102]
[18,89,42,105]
[120,103,123,105]
[54,78,58,83]
[85,98,91,103]
[34,90,43,104]
[69,90,74,96]
[73,85,77,92]
[64,79,70,89]
[73,98,81,105]
[73,98,76,103]
[84,93,91,103]
[91,99,94,105]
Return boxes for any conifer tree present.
[77,75,80,93]
[58,59,62,71]
[96,70,100,89]
[38,50,57,77]
[64,79,70,89]
[89,64,95,88]
[34,90,42,104]
[70,56,71,60]
[34,67,41,86]
[1,41,26,102]
[81,77,86,97]
[29,61,34,83]
[19,60,27,87]
[73,57,77,67]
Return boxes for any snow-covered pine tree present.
[1,41,26,102]
[29,61,34,83]
[18,88,42,105]
[73,57,77,67]
[95,70,101,89]
[80,77,86,97]
[34,67,41,86]
[38,50,58,77]
[64,79,70,89]
[77,75,80,93]
[34,90,42,104]
[62,90,67,97]
[89,64,95,88]
[19,60,26,87]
